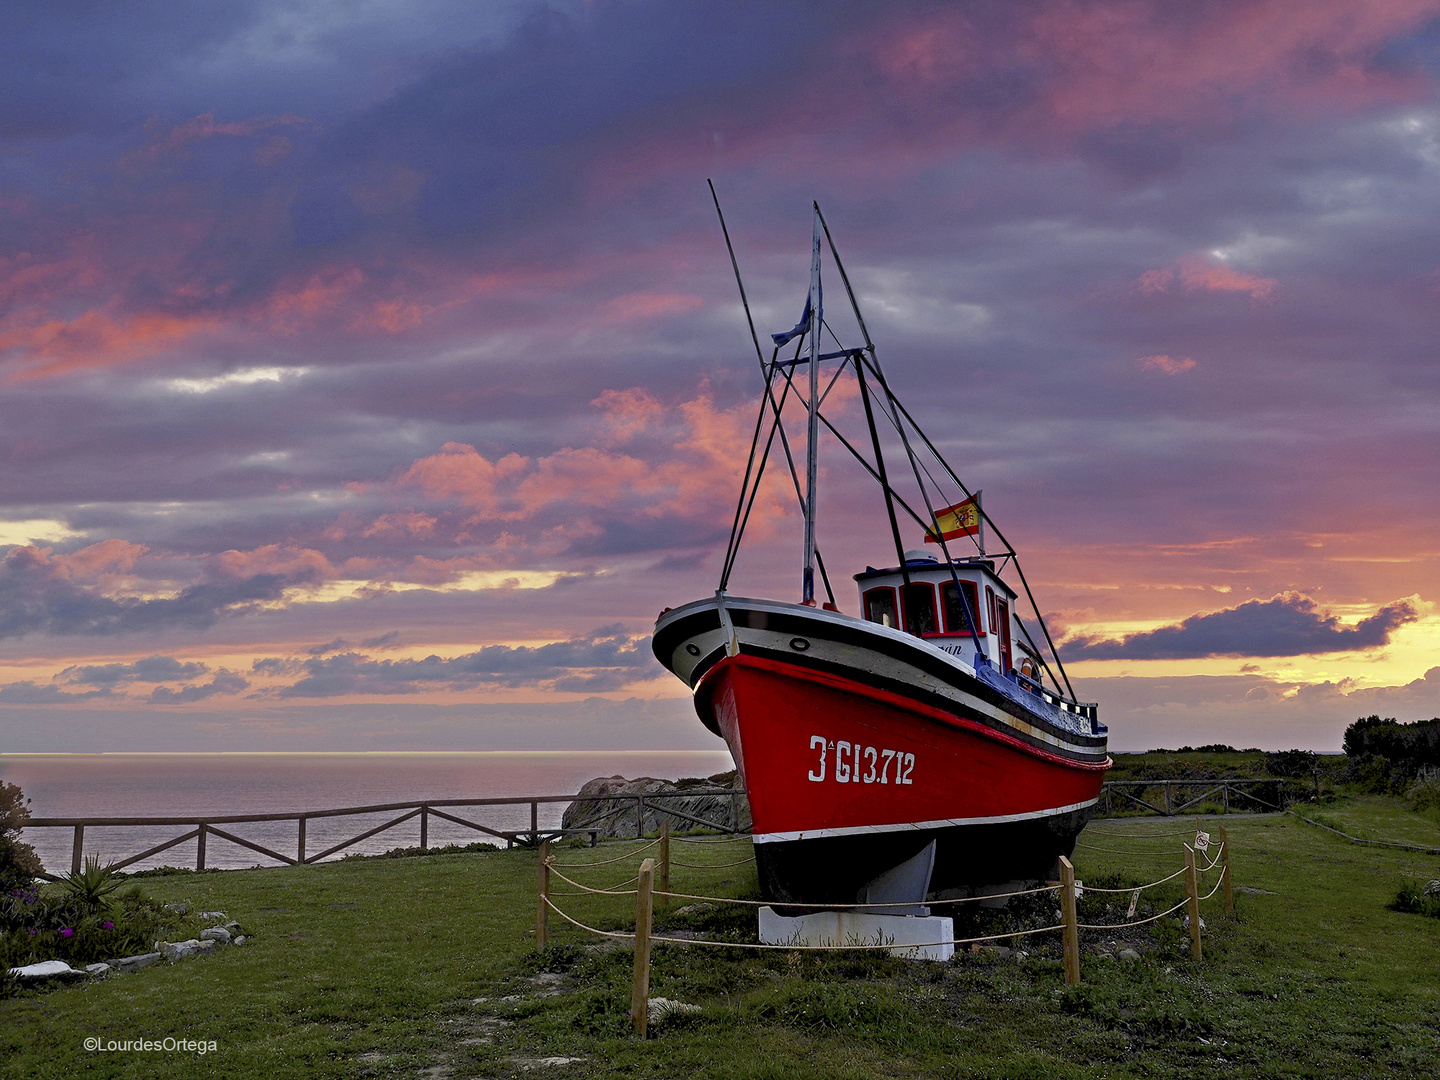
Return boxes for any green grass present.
[3,806,1438,1079]
[1295,795,1440,850]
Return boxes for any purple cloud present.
[1063,595,1418,660]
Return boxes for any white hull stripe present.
[751,797,1100,844]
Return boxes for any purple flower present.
[102,921,114,929]
[25,927,37,936]
[59,927,74,937]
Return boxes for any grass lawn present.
[3,802,1438,1079]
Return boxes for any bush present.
[0,882,175,968]
[1264,749,1319,778]
[1390,878,1440,919]
[0,783,43,895]
[1405,771,1440,812]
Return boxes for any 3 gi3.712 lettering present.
[807,735,914,785]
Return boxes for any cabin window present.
[863,587,898,628]
[940,581,982,636]
[985,586,996,634]
[901,583,938,636]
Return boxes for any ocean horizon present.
[1,749,737,875]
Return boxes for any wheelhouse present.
[854,548,1031,676]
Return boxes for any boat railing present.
[1012,669,1099,719]
[22,789,747,878]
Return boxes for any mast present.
[802,205,822,604]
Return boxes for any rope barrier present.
[1075,842,1184,856]
[1077,896,1189,931]
[1080,866,1187,893]
[544,895,1065,952]
[547,864,639,896]
[535,821,1239,1017]
[551,837,662,869]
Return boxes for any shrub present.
[1390,878,1440,919]
[0,783,43,895]
[60,856,125,914]
[1405,771,1440,812]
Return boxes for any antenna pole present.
[802,205,821,604]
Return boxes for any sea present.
[0,751,736,875]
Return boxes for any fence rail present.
[24,790,746,877]
[1097,778,1286,817]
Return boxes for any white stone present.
[758,907,954,961]
[199,927,232,944]
[198,910,226,920]
[159,938,215,960]
[8,960,81,981]
[85,963,112,977]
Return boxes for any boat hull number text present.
[807,736,915,785]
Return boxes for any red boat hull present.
[697,652,1107,904]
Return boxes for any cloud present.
[0,681,111,704]
[1138,354,1197,375]
[0,544,306,640]
[1136,257,1279,302]
[1063,594,1419,660]
[59,655,210,686]
[261,626,656,698]
[147,670,250,703]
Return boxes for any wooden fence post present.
[530,801,538,845]
[536,838,551,949]
[71,824,84,876]
[1218,826,1234,914]
[420,805,429,850]
[1059,855,1080,986]
[659,821,670,903]
[298,816,307,864]
[636,796,646,840]
[1162,784,1171,816]
[196,823,208,871]
[1184,845,1203,961]
[631,858,656,1036]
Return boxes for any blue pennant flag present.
[771,296,812,347]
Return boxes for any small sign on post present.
[1059,855,1081,986]
[536,839,551,949]
[631,858,656,1036]
[1194,830,1210,853]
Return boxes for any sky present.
[1,0,1439,754]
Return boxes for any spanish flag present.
[924,495,980,543]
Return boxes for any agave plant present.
[61,855,124,913]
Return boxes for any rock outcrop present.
[561,772,750,838]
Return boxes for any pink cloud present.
[129,112,320,165]
[10,540,150,582]
[1136,256,1278,302]
[390,388,788,535]
[208,545,336,581]
[1139,354,1197,375]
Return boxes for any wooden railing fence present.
[1098,778,1286,817]
[24,789,745,877]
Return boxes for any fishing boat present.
[652,198,1110,907]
